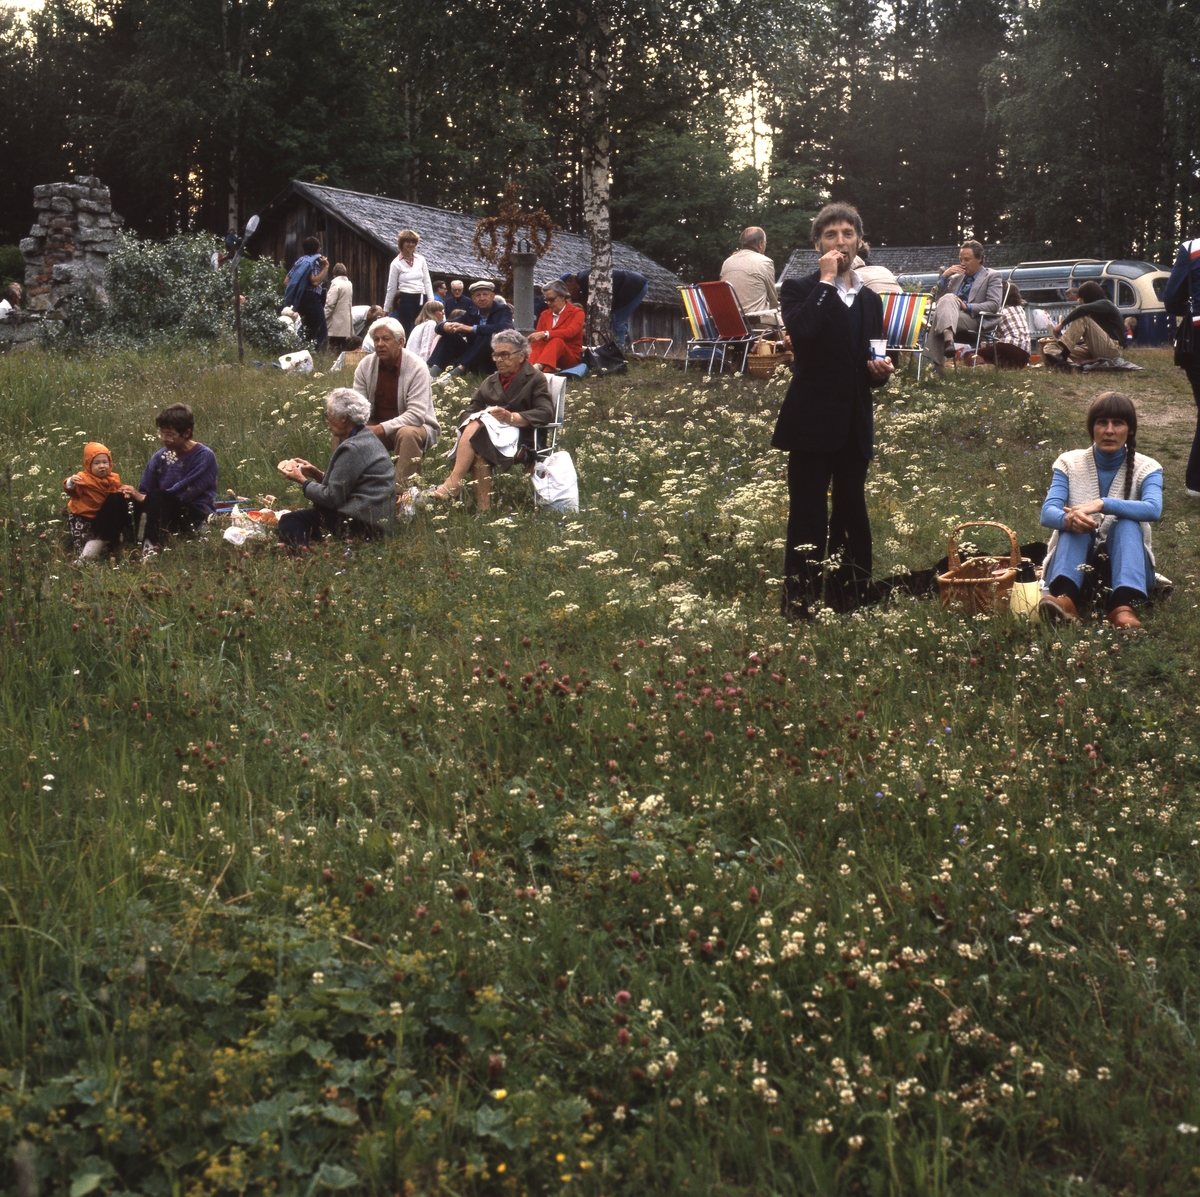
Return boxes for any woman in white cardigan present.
[323,264,354,352]
[405,300,445,362]
[383,229,434,337]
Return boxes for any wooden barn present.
[247,180,687,347]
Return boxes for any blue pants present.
[1045,517,1153,598]
[610,281,649,348]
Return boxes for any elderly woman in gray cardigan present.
[277,388,396,548]
[430,329,555,513]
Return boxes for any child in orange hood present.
[64,442,124,560]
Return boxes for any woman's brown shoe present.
[430,483,462,502]
[1039,593,1079,622]
[1106,605,1142,630]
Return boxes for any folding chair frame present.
[680,281,757,375]
[970,279,1014,370]
[532,374,567,461]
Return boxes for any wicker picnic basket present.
[342,349,368,372]
[937,521,1020,614]
[745,341,794,378]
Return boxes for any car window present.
[1117,281,1136,308]
[1152,278,1167,301]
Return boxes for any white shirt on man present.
[824,272,864,308]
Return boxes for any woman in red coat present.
[528,281,584,371]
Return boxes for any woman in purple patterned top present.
[88,404,218,555]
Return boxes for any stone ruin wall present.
[22,175,123,313]
[2,176,122,348]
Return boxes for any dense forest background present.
[1,0,1197,281]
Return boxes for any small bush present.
[41,231,291,355]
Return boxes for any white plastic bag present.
[531,450,579,512]
[279,349,314,374]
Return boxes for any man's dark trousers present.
[785,441,871,611]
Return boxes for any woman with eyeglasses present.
[430,329,554,512]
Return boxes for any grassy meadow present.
[3,344,1200,1195]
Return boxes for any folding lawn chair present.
[679,281,757,374]
[881,291,930,379]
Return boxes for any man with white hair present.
[352,317,440,486]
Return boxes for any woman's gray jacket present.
[301,428,395,529]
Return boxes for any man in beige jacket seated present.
[851,242,902,296]
[720,227,782,330]
[352,318,440,486]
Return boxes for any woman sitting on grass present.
[429,329,554,513]
[406,300,445,362]
[1039,391,1162,630]
[276,388,395,549]
[85,403,218,557]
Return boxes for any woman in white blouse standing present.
[383,229,434,337]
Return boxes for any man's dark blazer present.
[771,271,887,460]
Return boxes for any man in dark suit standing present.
[773,203,894,619]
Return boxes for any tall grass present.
[2,346,1200,1195]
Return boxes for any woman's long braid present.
[1124,431,1137,500]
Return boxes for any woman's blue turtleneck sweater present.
[1040,445,1162,531]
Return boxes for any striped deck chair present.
[881,291,929,377]
[679,281,757,374]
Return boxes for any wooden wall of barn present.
[258,198,393,308]
[256,194,688,352]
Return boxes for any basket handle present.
[946,521,1020,572]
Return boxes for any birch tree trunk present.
[221,0,243,233]
[577,2,613,345]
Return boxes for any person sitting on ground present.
[64,441,124,561]
[324,264,355,354]
[1038,391,1162,630]
[277,388,396,549]
[924,240,1004,372]
[351,317,440,487]
[720,227,782,330]
[527,281,584,372]
[383,229,434,335]
[447,279,467,310]
[428,280,514,382]
[1041,280,1124,365]
[406,301,445,363]
[86,404,219,556]
[967,283,1030,369]
[434,280,449,304]
[850,242,902,296]
[561,268,649,348]
[0,282,21,315]
[430,329,554,513]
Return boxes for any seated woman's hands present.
[483,405,526,427]
[118,483,145,501]
[278,458,323,484]
[1063,498,1104,532]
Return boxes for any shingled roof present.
[779,243,1017,284]
[256,180,683,306]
